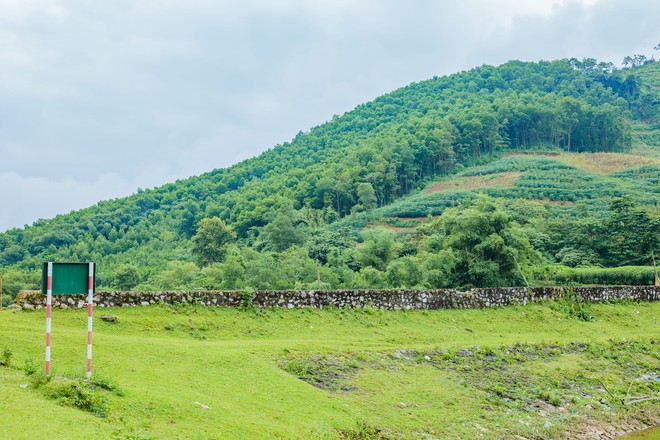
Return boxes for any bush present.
[549,289,594,322]
[23,359,38,376]
[113,264,141,291]
[0,347,11,367]
[550,266,656,285]
[42,379,109,417]
[29,374,124,417]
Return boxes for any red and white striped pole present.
[86,262,94,379]
[45,262,53,375]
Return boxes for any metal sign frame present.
[42,262,95,378]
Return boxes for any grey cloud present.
[0,0,657,231]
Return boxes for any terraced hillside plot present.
[368,154,660,224]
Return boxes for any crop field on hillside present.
[425,172,522,193]
[0,301,658,439]
[558,152,660,174]
[366,154,660,223]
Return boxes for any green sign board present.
[41,262,96,295]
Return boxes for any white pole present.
[86,262,94,379]
[46,262,53,375]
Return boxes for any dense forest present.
[1,58,659,302]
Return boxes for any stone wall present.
[14,285,660,310]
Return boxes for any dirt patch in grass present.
[278,353,361,392]
[426,172,522,194]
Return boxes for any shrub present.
[43,379,109,417]
[0,347,11,367]
[549,288,594,322]
[23,359,38,376]
[552,266,655,285]
[29,374,124,417]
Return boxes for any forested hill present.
[1,58,658,296]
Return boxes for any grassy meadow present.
[0,300,659,439]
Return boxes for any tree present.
[113,264,141,290]
[156,261,200,289]
[632,54,647,67]
[308,229,356,265]
[356,182,377,212]
[386,256,425,287]
[259,203,307,252]
[0,269,40,303]
[356,227,400,271]
[191,217,237,267]
[438,197,538,288]
[0,245,25,265]
[605,198,660,266]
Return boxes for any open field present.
[425,172,522,193]
[557,152,660,175]
[0,301,658,439]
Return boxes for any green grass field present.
[1,301,658,439]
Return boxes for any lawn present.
[0,301,658,439]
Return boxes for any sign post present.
[45,262,52,375]
[41,262,96,378]
[86,263,94,379]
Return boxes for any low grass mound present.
[27,373,124,418]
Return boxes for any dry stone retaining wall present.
[14,286,660,310]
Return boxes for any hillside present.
[0,59,659,298]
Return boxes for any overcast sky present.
[0,0,658,232]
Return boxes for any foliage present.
[548,288,595,321]
[532,265,657,285]
[113,264,141,290]
[257,202,307,252]
[416,197,539,288]
[0,347,11,367]
[29,374,120,418]
[0,60,658,290]
[191,217,237,266]
[355,228,400,271]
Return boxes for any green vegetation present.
[0,302,658,439]
[27,373,124,418]
[0,59,659,298]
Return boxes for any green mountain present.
[1,59,658,299]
